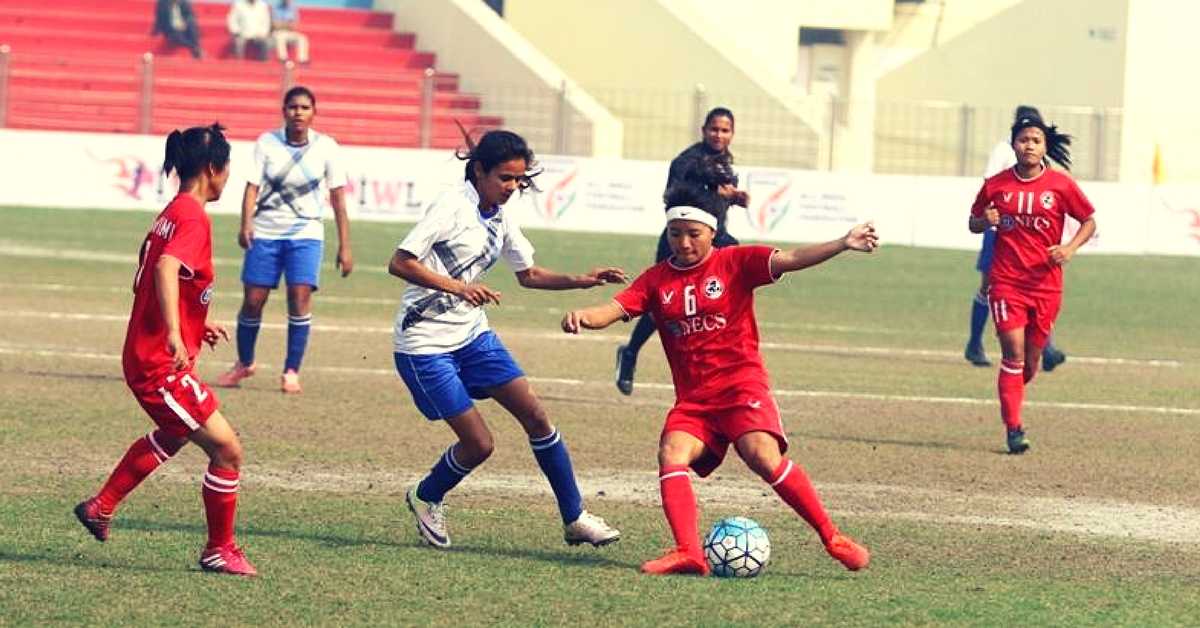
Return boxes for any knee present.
[457,435,494,467]
[657,442,691,468]
[209,439,244,471]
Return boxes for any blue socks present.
[418,445,472,503]
[531,429,583,524]
[285,314,312,372]
[235,314,261,365]
[968,290,989,349]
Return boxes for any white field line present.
[1,343,1197,417]
[0,307,1184,369]
[47,458,1200,547]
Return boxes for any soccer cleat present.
[280,369,302,394]
[563,510,621,547]
[825,533,870,571]
[964,343,991,367]
[1042,347,1066,372]
[1007,428,1031,454]
[406,485,450,549]
[640,548,710,576]
[74,498,112,542]
[215,361,257,388]
[199,543,257,577]
[615,345,637,396]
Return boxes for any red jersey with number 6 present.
[614,245,777,404]
[122,194,215,391]
[971,167,1095,293]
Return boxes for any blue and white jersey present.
[249,128,346,241]
[393,182,536,354]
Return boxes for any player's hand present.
[237,225,255,250]
[457,282,501,307]
[1047,244,1074,267]
[204,322,230,349]
[844,221,879,253]
[166,332,188,370]
[589,267,628,286]
[561,310,584,334]
[984,204,1001,227]
[337,247,354,277]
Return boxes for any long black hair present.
[163,123,230,181]
[1011,110,1073,170]
[456,124,541,192]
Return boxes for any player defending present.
[562,185,875,576]
[74,124,256,576]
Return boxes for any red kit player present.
[969,110,1097,454]
[74,124,257,576]
[562,184,878,576]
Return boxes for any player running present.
[74,124,256,576]
[968,109,1097,454]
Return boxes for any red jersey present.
[970,166,1095,293]
[122,194,215,391]
[614,245,777,404]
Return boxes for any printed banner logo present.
[538,166,581,223]
[744,170,791,235]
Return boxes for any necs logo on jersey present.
[999,190,1053,232]
[663,282,727,338]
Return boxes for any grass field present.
[2,205,1199,627]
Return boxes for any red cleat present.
[74,498,112,542]
[825,533,869,571]
[199,543,258,577]
[640,548,711,576]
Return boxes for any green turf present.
[2,205,1199,627]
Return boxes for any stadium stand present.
[0,0,502,148]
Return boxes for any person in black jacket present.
[154,0,204,59]
[615,107,750,395]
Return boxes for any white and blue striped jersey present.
[249,128,346,241]
[392,182,536,354]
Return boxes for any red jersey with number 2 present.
[614,245,777,404]
[122,194,215,392]
[970,167,1095,293]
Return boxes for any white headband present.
[664,206,717,230]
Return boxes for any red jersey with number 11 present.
[970,166,1095,293]
[122,194,215,391]
[614,245,777,404]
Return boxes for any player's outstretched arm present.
[389,249,501,306]
[561,301,625,334]
[770,221,878,277]
[516,266,628,291]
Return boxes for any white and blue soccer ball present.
[703,516,771,578]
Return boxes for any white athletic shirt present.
[392,182,536,354]
[249,128,346,240]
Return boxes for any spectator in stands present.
[227,0,272,61]
[271,0,310,65]
[153,0,203,59]
[614,107,749,396]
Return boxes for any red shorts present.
[988,283,1062,349]
[129,370,221,439]
[664,385,788,478]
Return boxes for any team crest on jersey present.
[704,277,724,299]
[1040,191,1055,210]
[200,285,214,305]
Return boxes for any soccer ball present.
[703,516,770,578]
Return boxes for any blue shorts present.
[241,238,323,289]
[394,331,525,420]
[975,229,996,274]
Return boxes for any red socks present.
[94,430,181,514]
[658,464,700,554]
[999,359,1025,431]
[768,459,837,544]
[202,466,240,550]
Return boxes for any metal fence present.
[2,45,1195,183]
